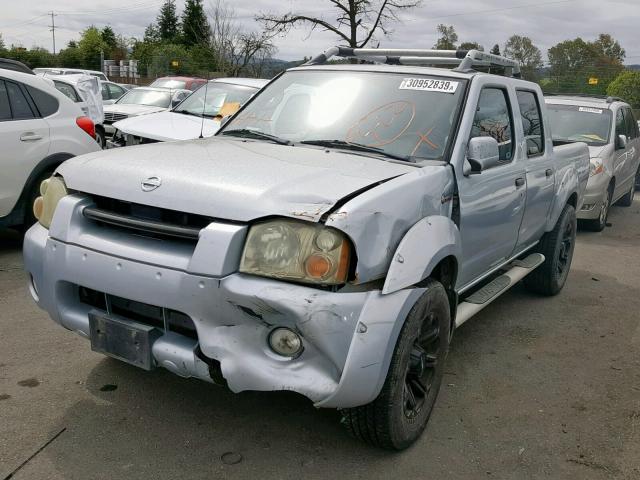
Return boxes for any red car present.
[149,76,207,91]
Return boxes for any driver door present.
[456,86,526,289]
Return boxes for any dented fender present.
[382,216,461,295]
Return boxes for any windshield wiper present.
[299,139,410,162]
[221,129,291,145]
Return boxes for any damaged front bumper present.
[23,196,422,408]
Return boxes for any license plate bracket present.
[89,312,160,370]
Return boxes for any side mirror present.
[616,134,628,150]
[466,136,501,174]
[171,98,182,108]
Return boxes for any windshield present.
[116,88,172,107]
[547,104,612,146]
[151,78,187,89]
[174,83,258,118]
[220,70,467,161]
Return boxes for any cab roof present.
[545,94,628,109]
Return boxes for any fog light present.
[268,327,303,358]
[581,203,595,211]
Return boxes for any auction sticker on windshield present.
[399,78,459,93]
[578,107,603,114]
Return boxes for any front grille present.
[79,286,198,339]
[83,195,214,242]
[103,112,128,123]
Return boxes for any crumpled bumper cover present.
[23,218,422,408]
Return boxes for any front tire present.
[524,204,576,296]
[341,279,451,450]
[581,184,612,232]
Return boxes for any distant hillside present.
[627,64,640,71]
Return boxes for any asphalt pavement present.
[1,200,639,480]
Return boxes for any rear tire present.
[581,184,612,232]
[524,204,576,296]
[95,128,106,149]
[341,279,451,450]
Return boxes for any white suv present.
[0,68,100,229]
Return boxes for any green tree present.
[181,0,210,47]
[157,0,180,43]
[101,26,117,56]
[459,41,483,52]
[607,70,640,108]
[0,33,6,53]
[490,44,500,55]
[504,35,543,80]
[58,41,83,67]
[434,24,457,50]
[547,34,625,94]
[78,26,107,69]
[143,23,160,43]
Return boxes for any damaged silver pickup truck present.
[24,48,589,450]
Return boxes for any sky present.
[1,0,639,64]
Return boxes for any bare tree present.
[256,0,421,49]
[208,0,276,76]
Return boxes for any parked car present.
[0,68,100,229]
[23,47,589,450]
[546,95,640,231]
[33,67,108,81]
[101,86,191,137]
[0,58,34,75]
[149,76,207,91]
[109,78,268,147]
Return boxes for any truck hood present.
[103,104,167,117]
[57,138,415,222]
[113,111,221,141]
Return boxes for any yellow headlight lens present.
[240,219,351,285]
[33,176,68,229]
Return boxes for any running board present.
[455,253,545,328]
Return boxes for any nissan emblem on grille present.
[141,176,162,192]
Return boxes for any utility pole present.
[49,11,57,55]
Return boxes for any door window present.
[100,83,110,101]
[6,81,35,119]
[107,83,125,100]
[0,81,11,120]
[471,88,514,162]
[516,90,544,156]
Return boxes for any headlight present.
[33,176,68,228]
[240,219,351,285]
[590,158,604,177]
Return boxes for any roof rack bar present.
[304,46,521,77]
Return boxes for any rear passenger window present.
[471,88,514,162]
[0,81,11,120]
[26,85,59,117]
[6,81,35,119]
[516,91,544,156]
[624,108,637,139]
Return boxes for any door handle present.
[545,168,553,177]
[515,177,525,187]
[20,133,43,142]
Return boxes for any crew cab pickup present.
[23,48,589,450]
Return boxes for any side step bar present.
[455,253,545,328]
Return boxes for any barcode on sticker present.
[399,78,459,93]
[578,107,603,114]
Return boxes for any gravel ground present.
[1,200,639,480]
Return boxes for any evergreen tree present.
[181,0,210,47]
[491,44,500,55]
[101,26,117,56]
[157,0,180,43]
[143,23,160,43]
